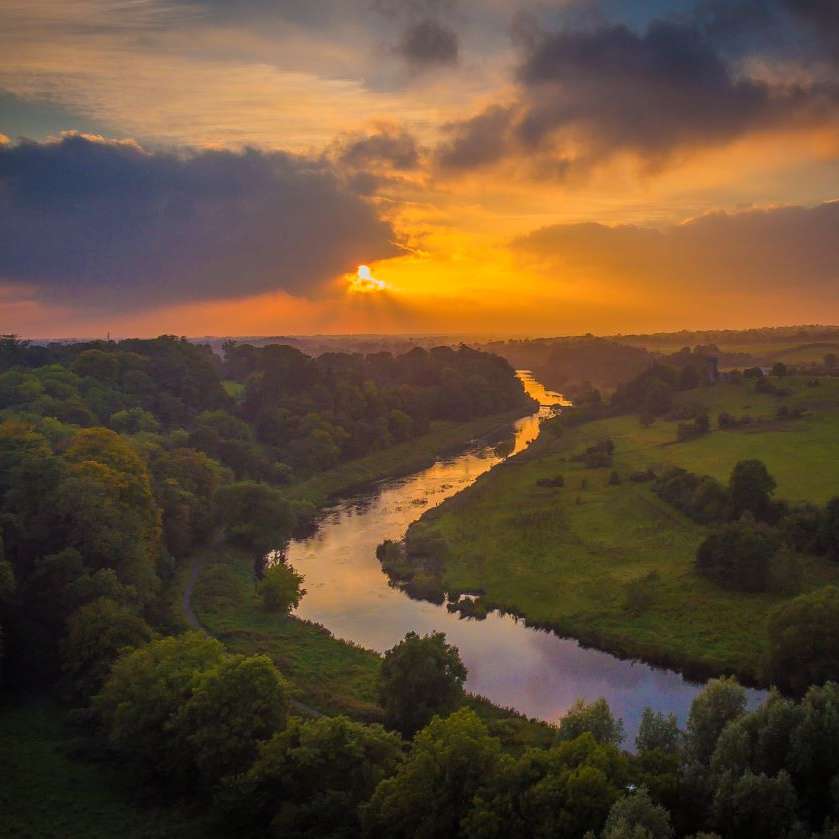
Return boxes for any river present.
[287,370,763,743]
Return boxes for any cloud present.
[334,124,421,171]
[0,133,400,311]
[396,18,460,68]
[512,200,839,298]
[435,7,839,177]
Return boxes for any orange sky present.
[1,0,839,338]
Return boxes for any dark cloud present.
[513,201,839,296]
[435,5,839,176]
[436,105,515,170]
[335,126,421,170]
[396,18,459,67]
[0,134,399,310]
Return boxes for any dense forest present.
[6,332,839,838]
[0,334,531,688]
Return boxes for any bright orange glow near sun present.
[348,264,387,293]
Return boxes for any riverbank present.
[287,406,531,509]
[401,378,839,686]
[181,406,553,750]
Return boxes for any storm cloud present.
[0,134,400,311]
[436,4,839,176]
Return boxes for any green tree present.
[557,698,625,747]
[216,481,295,554]
[687,677,747,764]
[379,631,467,737]
[711,770,797,839]
[768,586,839,693]
[109,407,160,434]
[729,459,776,520]
[363,708,503,838]
[61,596,153,700]
[822,497,839,560]
[462,733,630,839]
[602,787,674,839]
[636,708,683,755]
[695,519,778,592]
[257,562,305,613]
[96,632,225,775]
[174,654,288,786]
[228,715,404,837]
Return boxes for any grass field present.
[405,376,839,683]
[0,701,217,839]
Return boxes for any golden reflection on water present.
[284,371,763,738]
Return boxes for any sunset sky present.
[1,0,838,338]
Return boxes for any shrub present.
[257,562,305,613]
[767,587,839,693]
[696,520,778,592]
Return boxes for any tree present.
[61,596,153,700]
[173,654,288,786]
[363,708,503,838]
[687,677,747,764]
[822,497,839,560]
[771,362,788,378]
[825,353,837,370]
[227,715,404,837]
[0,545,15,674]
[96,632,225,775]
[767,586,839,693]
[711,770,797,839]
[557,698,625,747]
[636,709,683,755]
[695,519,778,592]
[257,562,305,613]
[602,787,674,839]
[461,732,630,839]
[216,481,295,554]
[379,631,467,737]
[729,459,776,520]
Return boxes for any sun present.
[348,264,387,293]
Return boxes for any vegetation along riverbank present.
[396,363,839,686]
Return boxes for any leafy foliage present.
[379,631,467,737]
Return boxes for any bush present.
[257,561,305,613]
[767,586,839,693]
[696,520,779,592]
[624,572,658,616]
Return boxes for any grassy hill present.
[404,375,839,684]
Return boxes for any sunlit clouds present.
[349,266,388,294]
[2,0,839,337]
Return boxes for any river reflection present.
[287,371,764,743]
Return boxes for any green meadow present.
[407,376,839,683]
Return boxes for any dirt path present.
[182,551,206,631]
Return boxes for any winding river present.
[287,371,763,742]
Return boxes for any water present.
[287,371,764,743]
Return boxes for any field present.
[406,376,839,683]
